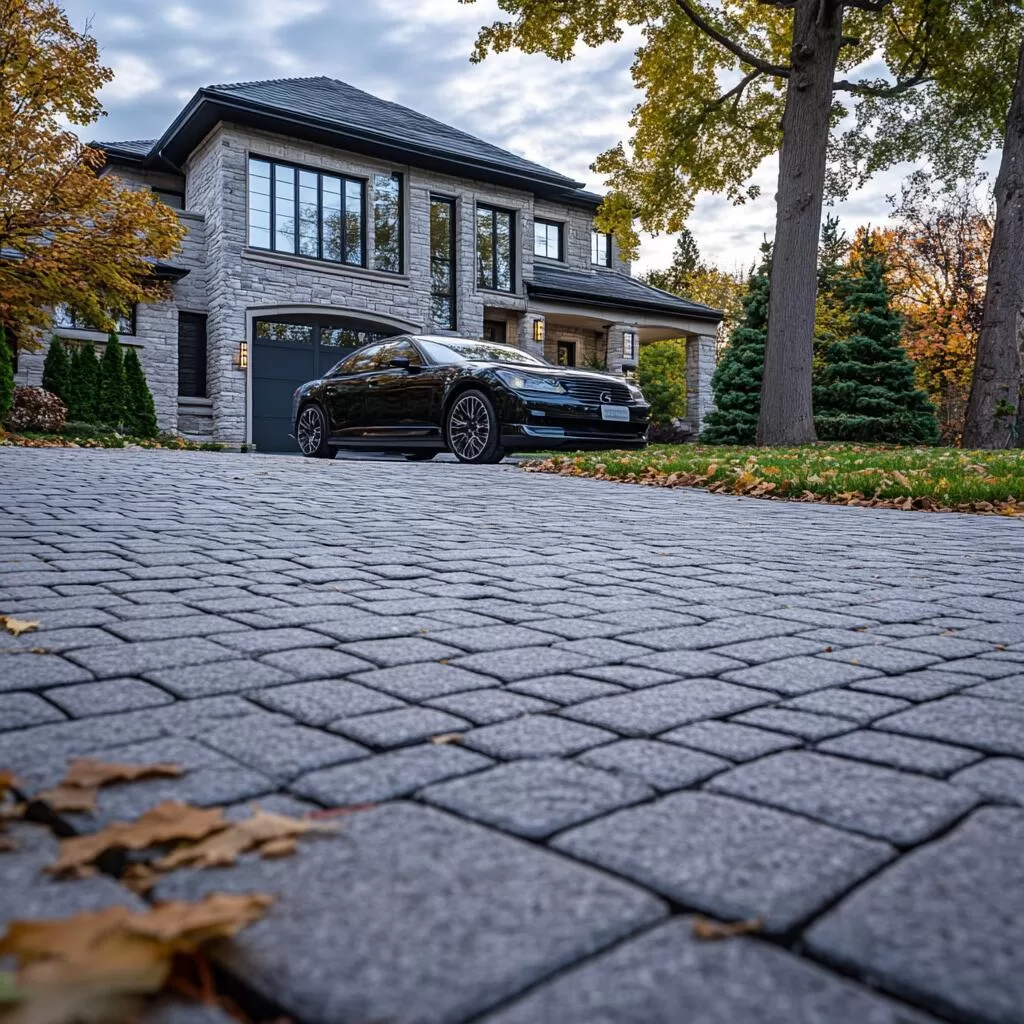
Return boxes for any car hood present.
[467,362,624,384]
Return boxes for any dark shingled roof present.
[94,139,158,157]
[527,264,722,322]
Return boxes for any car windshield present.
[417,339,549,366]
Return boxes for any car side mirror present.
[389,356,411,369]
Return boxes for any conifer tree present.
[0,327,14,425]
[123,347,158,437]
[701,244,771,445]
[41,336,70,403]
[814,251,940,445]
[75,340,101,424]
[98,331,125,426]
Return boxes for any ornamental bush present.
[8,386,67,432]
[98,331,126,425]
[0,327,13,425]
[123,347,158,437]
[42,336,71,405]
[67,341,101,423]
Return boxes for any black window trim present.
[477,202,516,293]
[372,171,404,275]
[429,193,457,331]
[591,229,612,268]
[248,153,368,269]
[534,218,565,262]
[152,187,186,210]
[53,303,136,336]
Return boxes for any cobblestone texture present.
[1,448,1021,1023]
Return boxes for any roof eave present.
[526,283,723,323]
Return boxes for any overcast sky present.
[63,0,997,275]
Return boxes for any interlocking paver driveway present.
[2,448,1023,1024]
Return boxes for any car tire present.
[446,389,505,465]
[296,404,334,459]
[404,451,437,462]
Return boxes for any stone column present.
[686,333,718,436]
[518,314,546,361]
[604,325,630,376]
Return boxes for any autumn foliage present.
[0,0,185,347]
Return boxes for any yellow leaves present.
[1,616,39,637]
[0,893,272,1024]
[37,759,184,814]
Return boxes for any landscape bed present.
[522,444,1024,516]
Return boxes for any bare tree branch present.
[672,0,791,78]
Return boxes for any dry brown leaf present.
[0,616,40,637]
[36,759,184,814]
[0,836,16,853]
[692,916,764,941]
[49,801,227,877]
[155,809,338,872]
[259,837,297,859]
[430,733,463,745]
[0,893,271,1024]
[0,771,17,800]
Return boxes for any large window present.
[248,156,365,267]
[591,230,612,268]
[430,196,456,330]
[54,304,134,336]
[477,205,514,292]
[372,173,403,273]
[534,219,563,261]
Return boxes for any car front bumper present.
[495,390,650,451]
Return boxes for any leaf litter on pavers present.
[36,758,184,813]
[0,616,39,637]
[692,916,764,941]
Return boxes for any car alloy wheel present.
[296,405,332,458]
[447,389,504,464]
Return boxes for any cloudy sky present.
[62,0,995,275]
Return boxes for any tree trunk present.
[962,35,1024,450]
[757,0,844,445]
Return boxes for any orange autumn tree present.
[0,0,185,350]
[876,173,992,444]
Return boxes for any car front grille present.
[561,380,633,405]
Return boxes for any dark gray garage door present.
[252,318,399,452]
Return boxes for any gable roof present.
[105,76,593,202]
[527,264,723,323]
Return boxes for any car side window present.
[373,340,421,369]
[343,344,386,374]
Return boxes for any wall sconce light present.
[234,341,248,370]
[532,320,545,343]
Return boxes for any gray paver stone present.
[950,758,1024,806]
[144,659,295,698]
[425,689,557,724]
[849,669,978,701]
[722,656,881,696]
[577,664,682,689]
[451,647,599,681]
[249,679,404,726]
[331,707,469,748]
[484,916,937,1024]
[876,696,1024,757]
[808,808,1024,1024]
[0,653,94,691]
[552,792,893,933]
[577,739,729,791]
[348,662,496,700]
[779,689,910,723]
[508,675,626,704]
[43,678,173,717]
[708,750,979,845]
[64,638,234,679]
[258,647,375,679]
[0,691,65,729]
[421,759,653,838]
[461,715,616,758]
[729,708,854,741]
[339,637,462,667]
[817,730,982,777]
[154,802,665,1024]
[660,720,801,761]
[963,676,1024,706]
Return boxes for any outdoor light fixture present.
[532,319,545,343]
[235,341,249,370]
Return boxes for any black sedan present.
[290,334,649,464]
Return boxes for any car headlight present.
[495,370,567,394]
[626,382,646,402]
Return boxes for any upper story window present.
[534,219,563,261]
[477,204,514,292]
[372,173,403,273]
[152,187,185,210]
[248,156,364,267]
[592,230,612,268]
[429,196,456,331]
[54,303,135,336]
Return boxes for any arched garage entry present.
[250,309,413,452]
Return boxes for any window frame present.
[476,203,516,293]
[622,330,637,361]
[53,303,135,336]
[429,194,457,331]
[248,154,367,268]
[372,171,404,274]
[591,229,612,268]
[533,218,564,262]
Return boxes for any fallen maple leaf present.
[692,916,764,941]
[49,801,226,877]
[0,616,39,637]
[0,893,271,1024]
[37,759,184,814]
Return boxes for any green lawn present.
[521,444,1024,516]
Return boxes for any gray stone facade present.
[21,99,721,443]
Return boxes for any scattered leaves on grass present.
[37,759,184,814]
[0,893,272,1024]
[692,916,764,941]
[0,616,39,637]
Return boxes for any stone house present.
[17,77,722,451]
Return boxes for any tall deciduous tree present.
[963,36,1024,449]
[0,0,185,345]
[463,0,1020,444]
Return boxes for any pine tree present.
[700,244,771,445]
[98,331,126,426]
[75,340,101,424]
[0,327,14,425]
[814,216,852,370]
[814,253,940,445]
[41,336,70,403]
[123,347,158,437]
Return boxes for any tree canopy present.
[0,0,185,344]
